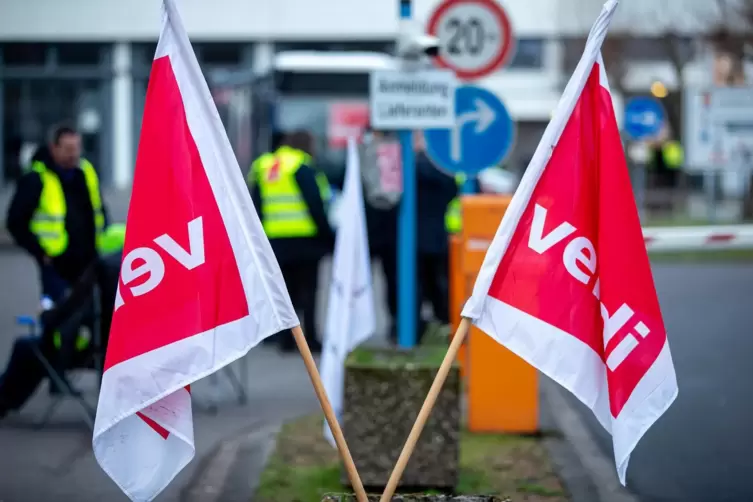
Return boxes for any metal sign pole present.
[397,0,418,349]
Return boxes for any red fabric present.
[488,65,667,417]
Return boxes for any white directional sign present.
[369,69,457,129]
[427,0,515,81]
[684,86,753,171]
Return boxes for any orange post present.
[448,234,467,378]
[460,195,538,434]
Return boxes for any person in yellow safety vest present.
[649,138,684,190]
[248,145,332,210]
[445,173,466,235]
[249,130,335,354]
[2,124,119,415]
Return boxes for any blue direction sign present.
[624,96,666,140]
[424,84,515,176]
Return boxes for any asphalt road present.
[567,261,753,502]
[1,245,752,501]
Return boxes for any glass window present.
[197,42,244,66]
[507,38,544,69]
[620,37,696,62]
[275,41,394,53]
[276,71,370,96]
[2,79,106,181]
[132,42,158,79]
[56,43,104,66]
[2,43,48,66]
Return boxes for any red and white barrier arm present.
[643,225,753,252]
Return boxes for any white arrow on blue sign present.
[423,84,515,175]
[624,96,666,141]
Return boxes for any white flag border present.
[462,0,619,320]
[460,0,679,487]
[158,0,297,334]
[93,1,299,498]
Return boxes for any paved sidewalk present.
[0,347,320,502]
[0,248,392,502]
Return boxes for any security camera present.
[396,33,440,60]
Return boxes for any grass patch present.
[347,344,450,369]
[255,415,566,502]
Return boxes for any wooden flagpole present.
[291,325,368,502]
[379,318,472,502]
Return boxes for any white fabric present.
[461,0,678,486]
[92,1,298,500]
[320,136,376,446]
[462,0,619,321]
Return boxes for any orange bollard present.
[460,195,538,434]
[448,234,467,378]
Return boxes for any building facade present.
[0,0,747,189]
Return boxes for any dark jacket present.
[330,169,398,254]
[6,147,108,283]
[251,162,335,264]
[365,203,398,253]
[416,152,458,255]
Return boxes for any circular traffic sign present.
[423,84,515,176]
[624,96,666,141]
[427,0,515,81]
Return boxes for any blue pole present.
[461,176,477,195]
[397,0,416,349]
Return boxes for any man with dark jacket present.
[250,130,334,353]
[7,124,109,297]
[415,131,458,338]
[0,251,122,418]
[359,128,400,344]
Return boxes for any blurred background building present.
[0,0,751,219]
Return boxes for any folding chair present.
[14,281,103,430]
[196,358,249,414]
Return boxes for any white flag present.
[92,1,298,500]
[320,137,377,446]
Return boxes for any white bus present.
[209,50,398,181]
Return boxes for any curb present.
[0,229,14,248]
[540,377,639,502]
[182,422,280,502]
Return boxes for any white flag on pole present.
[320,137,377,446]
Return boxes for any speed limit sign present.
[427,0,515,81]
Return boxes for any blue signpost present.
[624,96,666,141]
[424,84,515,190]
[396,0,417,349]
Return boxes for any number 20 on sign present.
[427,0,515,81]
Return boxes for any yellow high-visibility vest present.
[248,152,275,188]
[250,148,332,206]
[445,173,466,234]
[53,329,90,352]
[662,141,684,170]
[29,159,106,257]
[256,148,331,238]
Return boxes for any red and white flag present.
[461,0,677,485]
[92,1,298,500]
